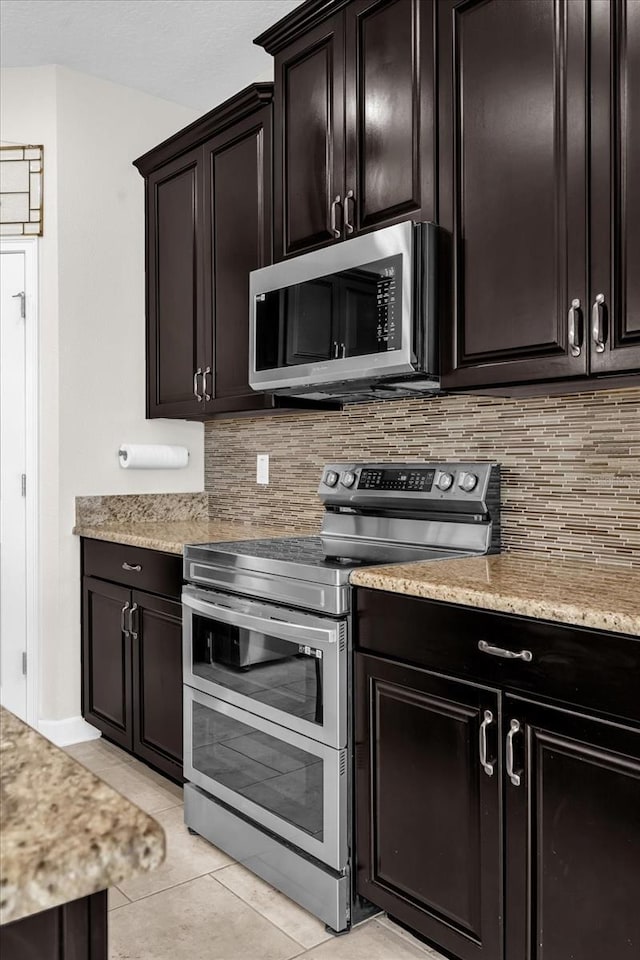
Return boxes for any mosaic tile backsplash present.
[205,387,640,568]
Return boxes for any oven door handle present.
[182,593,340,646]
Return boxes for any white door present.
[0,248,27,719]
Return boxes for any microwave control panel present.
[372,254,402,350]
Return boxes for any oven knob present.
[341,471,356,488]
[436,471,454,491]
[324,470,339,487]
[458,472,478,492]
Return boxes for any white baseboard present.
[38,715,102,747]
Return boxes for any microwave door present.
[249,221,417,391]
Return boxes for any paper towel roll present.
[118,444,189,470]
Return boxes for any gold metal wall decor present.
[0,145,44,236]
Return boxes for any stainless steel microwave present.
[248,221,439,402]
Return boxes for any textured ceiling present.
[1,0,303,109]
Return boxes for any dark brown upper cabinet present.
[145,148,204,419]
[134,84,282,420]
[439,0,640,390]
[590,0,640,374]
[256,0,436,261]
[438,0,589,388]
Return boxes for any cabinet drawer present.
[82,538,182,598]
[356,589,640,724]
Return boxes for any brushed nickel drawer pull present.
[568,298,582,357]
[478,640,532,662]
[479,709,494,777]
[330,195,341,238]
[591,293,606,353]
[203,365,212,401]
[129,603,139,640]
[122,562,142,572]
[193,367,203,402]
[344,189,355,234]
[506,719,522,787]
[120,601,131,636]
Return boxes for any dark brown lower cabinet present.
[131,591,183,780]
[355,587,640,960]
[0,891,107,960]
[356,654,502,960]
[81,539,183,782]
[505,697,640,960]
[82,577,133,751]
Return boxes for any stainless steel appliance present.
[182,462,500,933]
[248,221,439,402]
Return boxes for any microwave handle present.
[182,593,339,647]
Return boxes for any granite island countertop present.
[73,518,312,554]
[351,553,640,637]
[0,708,165,925]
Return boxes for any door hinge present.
[21,474,27,497]
[22,651,27,675]
[12,291,26,319]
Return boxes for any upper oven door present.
[249,221,418,392]
[182,587,347,749]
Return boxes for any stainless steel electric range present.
[182,462,501,933]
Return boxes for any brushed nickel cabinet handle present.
[333,341,339,359]
[341,343,346,358]
[128,603,139,640]
[478,640,532,661]
[479,709,494,777]
[122,562,142,572]
[568,298,582,357]
[592,293,606,353]
[344,189,355,234]
[506,719,522,787]
[120,601,131,636]
[330,195,341,239]
[203,366,212,401]
[193,367,203,402]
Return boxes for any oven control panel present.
[318,462,500,514]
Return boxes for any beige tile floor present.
[65,738,447,960]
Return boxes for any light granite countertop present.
[0,708,165,925]
[351,553,640,637]
[73,519,310,555]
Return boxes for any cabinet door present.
[505,697,640,960]
[344,0,436,235]
[590,0,640,373]
[439,0,589,388]
[202,106,276,415]
[131,591,183,782]
[356,654,503,960]
[0,891,107,960]
[273,13,346,259]
[146,148,205,418]
[82,578,132,750]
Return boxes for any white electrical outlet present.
[256,454,269,485]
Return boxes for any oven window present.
[254,254,403,371]
[191,701,324,839]
[191,614,324,725]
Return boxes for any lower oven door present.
[183,587,346,748]
[184,686,348,871]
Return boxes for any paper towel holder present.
[118,447,191,462]
[118,444,191,469]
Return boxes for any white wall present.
[1,66,203,723]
